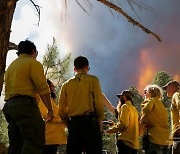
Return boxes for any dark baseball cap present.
[116,90,134,98]
[163,80,180,90]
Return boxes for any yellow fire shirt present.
[171,90,180,136]
[110,101,139,150]
[58,73,105,121]
[5,54,50,100]
[141,97,170,145]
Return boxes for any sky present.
[1,0,180,108]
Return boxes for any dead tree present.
[0,0,17,95]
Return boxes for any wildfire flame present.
[137,49,156,94]
[173,74,180,82]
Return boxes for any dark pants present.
[66,115,102,154]
[146,141,171,154]
[43,144,58,154]
[173,141,180,154]
[2,96,45,154]
[117,140,137,154]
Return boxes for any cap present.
[163,80,180,90]
[116,90,134,98]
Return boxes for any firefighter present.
[163,80,180,154]
[140,84,170,154]
[3,40,53,154]
[58,56,105,154]
[105,90,139,154]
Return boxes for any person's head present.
[116,95,124,104]
[163,80,180,97]
[116,90,134,103]
[74,56,89,73]
[144,84,162,99]
[17,40,38,58]
[47,79,56,99]
[116,95,124,112]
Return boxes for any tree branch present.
[97,0,161,42]
[29,0,41,26]
[76,0,90,15]
[9,42,18,50]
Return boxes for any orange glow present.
[173,74,180,81]
[137,49,156,95]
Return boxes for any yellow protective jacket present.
[59,73,105,121]
[38,98,67,145]
[171,90,180,137]
[141,97,170,145]
[110,101,139,150]
[5,54,50,100]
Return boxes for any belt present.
[7,95,35,101]
[68,115,95,121]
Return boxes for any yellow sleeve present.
[38,98,48,120]
[58,83,68,121]
[92,77,105,121]
[142,99,153,112]
[110,104,130,133]
[51,99,61,123]
[39,97,62,123]
[172,92,180,110]
[140,99,153,124]
[30,60,50,95]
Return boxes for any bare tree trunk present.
[0,0,17,96]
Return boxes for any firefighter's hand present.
[46,110,54,122]
[105,128,114,134]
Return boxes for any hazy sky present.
[1,0,180,108]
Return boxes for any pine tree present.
[42,37,71,101]
[0,110,8,153]
[152,71,172,88]
[152,71,172,108]
[129,86,143,113]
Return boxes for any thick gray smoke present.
[54,0,180,104]
[8,0,180,106]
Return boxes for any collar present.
[75,72,87,81]
[75,72,87,77]
[18,54,30,58]
[125,101,132,105]
[150,96,161,101]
